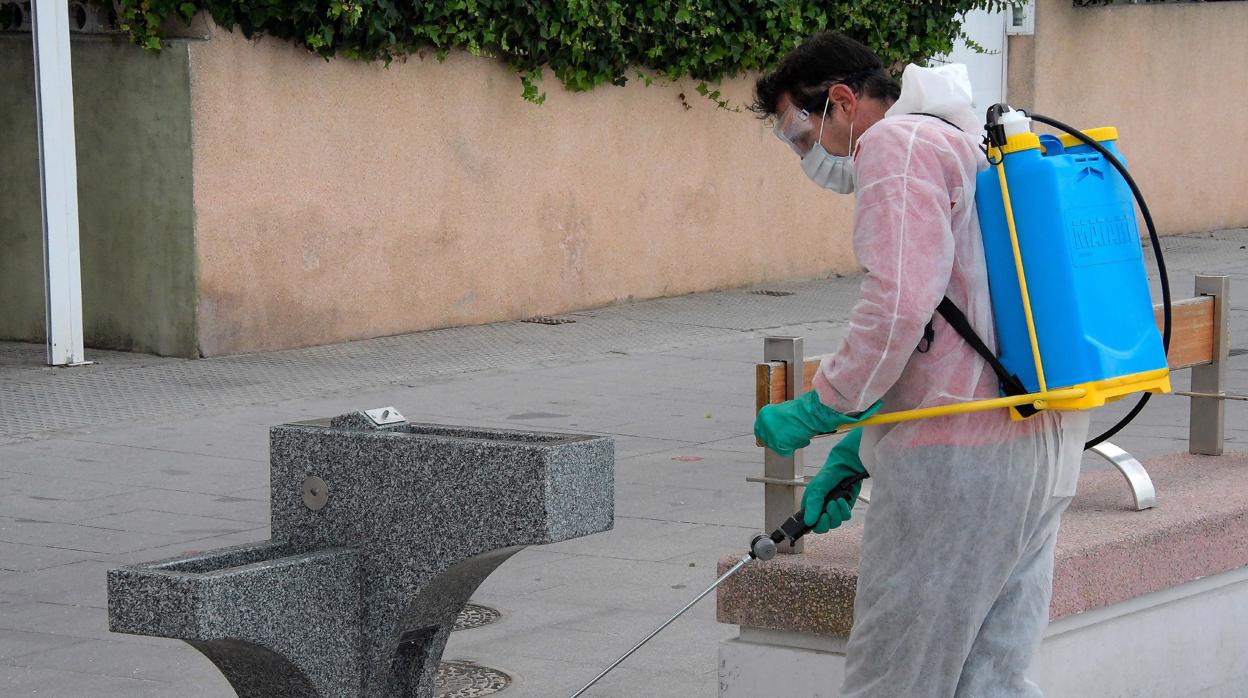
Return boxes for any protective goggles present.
[772,104,818,156]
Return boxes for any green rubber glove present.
[803,428,868,534]
[754,391,881,457]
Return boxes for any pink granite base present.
[717,451,1248,635]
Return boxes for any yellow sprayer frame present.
[833,131,1170,434]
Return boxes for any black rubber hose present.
[1024,112,1172,451]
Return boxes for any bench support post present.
[763,337,805,554]
[1190,275,1230,456]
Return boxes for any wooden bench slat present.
[757,296,1215,409]
[1159,297,1216,371]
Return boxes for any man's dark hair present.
[751,32,901,118]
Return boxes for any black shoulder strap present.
[911,111,1035,416]
[911,112,964,133]
[931,297,1038,418]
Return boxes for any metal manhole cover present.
[435,661,511,697]
[454,603,502,631]
[522,316,576,325]
[750,289,795,297]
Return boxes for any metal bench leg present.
[763,337,805,554]
[1190,275,1230,456]
[1089,441,1156,511]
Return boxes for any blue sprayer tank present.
[973,120,1169,409]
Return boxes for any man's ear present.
[829,83,857,115]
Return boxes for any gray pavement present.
[1,230,1245,697]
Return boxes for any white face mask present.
[800,99,855,194]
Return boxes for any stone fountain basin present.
[108,542,362,640]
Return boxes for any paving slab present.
[0,629,89,662]
[0,541,101,572]
[9,636,219,684]
[0,663,172,697]
[0,518,186,556]
[0,559,118,609]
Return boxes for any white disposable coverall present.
[810,66,1089,697]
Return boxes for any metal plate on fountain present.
[364,406,406,426]
[454,603,502,631]
[302,476,330,511]
[435,661,511,697]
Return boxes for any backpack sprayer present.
[568,104,1172,695]
[828,105,1172,450]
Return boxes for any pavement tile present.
[0,493,143,525]
[76,510,256,537]
[0,599,114,641]
[697,433,768,455]
[490,547,582,573]
[0,518,186,555]
[615,450,759,492]
[0,629,89,662]
[613,484,758,528]
[542,516,745,562]
[67,489,269,525]
[491,555,726,614]
[66,413,287,463]
[0,560,123,609]
[105,528,271,565]
[659,495,767,531]
[0,541,99,572]
[0,445,269,496]
[0,466,137,502]
[0,662,173,697]
[438,644,717,698]
[604,435,701,460]
[10,636,219,684]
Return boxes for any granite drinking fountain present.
[107,408,614,697]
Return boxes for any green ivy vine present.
[114,0,1011,104]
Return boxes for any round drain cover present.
[435,661,511,697]
[454,604,502,631]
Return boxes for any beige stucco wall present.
[1011,0,1248,235]
[188,5,1248,356]
[188,25,856,356]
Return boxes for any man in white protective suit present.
[751,31,1089,697]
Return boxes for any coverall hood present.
[886,63,982,136]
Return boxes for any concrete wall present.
[0,36,199,357]
[721,566,1248,698]
[186,25,857,356]
[1009,0,1248,235]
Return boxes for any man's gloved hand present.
[754,391,881,457]
[803,429,868,534]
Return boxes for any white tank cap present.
[998,107,1032,137]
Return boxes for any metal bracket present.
[1173,391,1246,401]
[1089,441,1155,511]
[746,475,809,487]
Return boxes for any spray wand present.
[567,473,867,697]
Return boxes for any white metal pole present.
[31,0,87,366]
